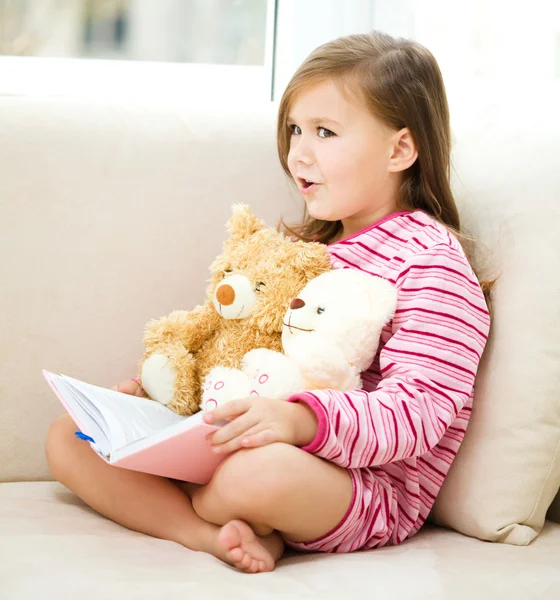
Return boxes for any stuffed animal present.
[201,268,398,410]
[138,204,332,416]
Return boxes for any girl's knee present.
[45,414,78,481]
[211,443,295,510]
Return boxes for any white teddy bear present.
[200,268,398,410]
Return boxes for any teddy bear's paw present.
[141,353,177,406]
[243,349,306,400]
[241,348,280,377]
[248,367,305,400]
[201,367,251,411]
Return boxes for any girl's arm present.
[286,245,491,469]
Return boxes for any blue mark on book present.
[75,430,95,443]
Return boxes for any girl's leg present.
[190,442,354,548]
[45,414,282,572]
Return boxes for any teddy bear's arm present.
[289,337,362,391]
[142,303,219,353]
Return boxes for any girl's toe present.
[228,547,244,562]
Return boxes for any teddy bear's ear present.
[292,241,332,279]
[226,203,265,242]
[363,276,399,325]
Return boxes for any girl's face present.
[286,78,411,237]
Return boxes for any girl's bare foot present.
[215,519,285,573]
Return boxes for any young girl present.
[45,31,491,574]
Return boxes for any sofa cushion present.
[430,86,560,545]
[1,482,559,598]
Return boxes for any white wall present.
[273,0,376,99]
[273,0,560,100]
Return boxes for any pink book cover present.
[43,369,226,484]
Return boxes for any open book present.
[43,370,227,484]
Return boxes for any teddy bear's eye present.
[223,269,233,277]
[317,307,326,315]
[255,281,266,292]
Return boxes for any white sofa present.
[1,91,559,599]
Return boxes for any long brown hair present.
[277,31,494,311]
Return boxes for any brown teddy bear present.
[138,204,332,416]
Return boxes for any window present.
[0,0,277,101]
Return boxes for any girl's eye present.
[318,127,335,139]
[289,124,335,138]
[317,307,326,315]
[255,281,266,292]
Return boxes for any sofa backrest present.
[0,97,296,482]
[1,91,559,535]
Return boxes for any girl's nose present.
[289,137,315,166]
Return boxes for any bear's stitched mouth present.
[282,319,314,334]
[218,303,245,318]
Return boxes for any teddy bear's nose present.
[216,284,235,306]
[290,298,305,310]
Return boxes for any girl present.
[45,31,491,574]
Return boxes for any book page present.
[52,376,112,457]
[62,375,188,451]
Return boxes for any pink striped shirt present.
[287,209,491,548]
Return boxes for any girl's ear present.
[388,127,418,172]
[226,203,265,241]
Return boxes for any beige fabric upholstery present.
[0,97,298,483]
[1,482,559,598]
[1,93,559,594]
[430,88,560,545]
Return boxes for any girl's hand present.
[204,396,318,455]
[111,378,147,397]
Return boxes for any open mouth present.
[298,177,320,193]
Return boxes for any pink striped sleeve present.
[286,244,490,469]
